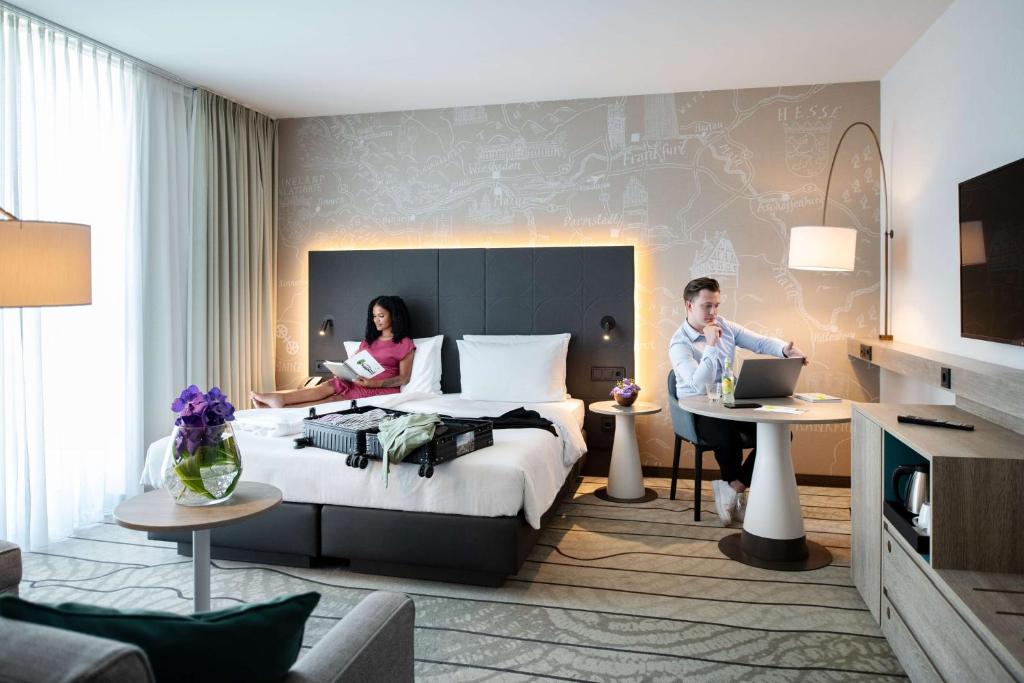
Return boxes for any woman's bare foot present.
[250,391,284,409]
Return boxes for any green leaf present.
[173,454,214,499]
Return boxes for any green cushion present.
[0,591,320,683]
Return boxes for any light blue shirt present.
[669,316,788,398]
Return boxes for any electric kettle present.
[892,464,929,514]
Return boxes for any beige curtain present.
[188,89,277,404]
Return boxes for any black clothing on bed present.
[471,408,558,437]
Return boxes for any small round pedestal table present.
[676,396,851,571]
[114,482,282,612]
[588,400,662,503]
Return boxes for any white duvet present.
[141,392,586,529]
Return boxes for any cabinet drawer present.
[881,595,941,682]
[882,529,1013,682]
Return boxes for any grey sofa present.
[0,590,415,683]
[0,540,20,596]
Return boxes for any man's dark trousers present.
[694,415,756,486]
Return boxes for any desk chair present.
[666,371,754,521]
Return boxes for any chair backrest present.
[667,370,702,444]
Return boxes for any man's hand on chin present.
[783,341,809,365]
[704,321,722,346]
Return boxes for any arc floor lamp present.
[788,121,894,341]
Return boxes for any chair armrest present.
[286,591,415,683]
[0,617,154,682]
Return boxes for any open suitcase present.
[294,403,494,478]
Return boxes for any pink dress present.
[329,336,415,399]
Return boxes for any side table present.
[114,482,282,612]
[588,400,661,503]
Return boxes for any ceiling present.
[11,0,952,119]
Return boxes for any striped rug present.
[17,476,903,681]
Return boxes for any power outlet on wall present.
[600,417,615,433]
[941,367,952,390]
[859,344,873,362]
[591,366,626,381]
[315,360,328,372]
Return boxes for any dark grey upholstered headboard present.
[308,246,633,462]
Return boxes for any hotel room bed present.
[141,245,633,585]
[141,392,587,585]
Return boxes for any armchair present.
[0,590,415,683]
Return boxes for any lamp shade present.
[0,220,91,307]
[788,226,857,272]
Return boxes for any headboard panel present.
[308,246,634,403]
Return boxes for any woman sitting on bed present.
[251,295,416,409]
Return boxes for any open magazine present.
[323,349,385,381]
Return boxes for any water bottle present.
[722,359,736,405]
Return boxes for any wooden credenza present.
[852,403,1024,682]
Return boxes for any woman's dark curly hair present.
[365,295,412,344]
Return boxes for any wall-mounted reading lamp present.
[318,315,334,336]
[600,315,616,341]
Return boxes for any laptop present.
[733,357,804,399]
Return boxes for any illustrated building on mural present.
[453,105,488,126]
[467,194,513,225]
[620,176,650,242]
[607,102,626,152]
[643,93,680,140]
[691,230,740,287]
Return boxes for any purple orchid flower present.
[171,385,236,456]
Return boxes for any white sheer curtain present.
[0,7,193,549]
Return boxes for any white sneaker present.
[712,480,737,527]
[734,491,747,523]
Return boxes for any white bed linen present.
[142,393,586,529]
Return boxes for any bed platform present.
[150,459,581,586]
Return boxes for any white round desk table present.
[588,400,662,503]
[677,396,851,571]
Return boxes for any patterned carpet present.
[17,476,904,681]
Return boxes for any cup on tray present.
[706,382,722,402]
[913,502,931,536]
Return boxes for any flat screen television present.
[959,157,1024,346]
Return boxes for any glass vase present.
[163,422,242,506]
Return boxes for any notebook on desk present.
[734,357,804,399]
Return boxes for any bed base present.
[150,460,582,586]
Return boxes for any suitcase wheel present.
[345,455,353,467]
[417,464,426,478]
[358,455,369,469]
[425,465,435,478]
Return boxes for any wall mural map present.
[277,82,881,476]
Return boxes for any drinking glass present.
[705,382,722,401]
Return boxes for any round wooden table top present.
[589,400,662,416]
[676,396,852,424]
[114,481,282,533]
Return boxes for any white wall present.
[881,0,1024,369]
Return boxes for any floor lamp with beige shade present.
[788,121,893,340]
[0,207,91,308]
[1,206,90,548]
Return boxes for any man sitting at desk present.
[668,277,807,526]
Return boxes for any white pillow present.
[463,333,570,345]
[457,336,569,402]
[343,335,443,394]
